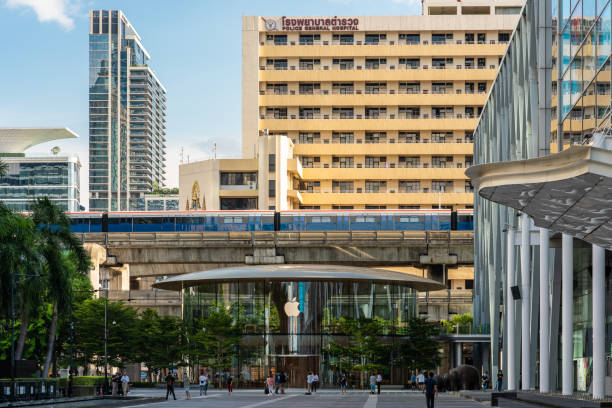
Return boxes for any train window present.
[311,216,331,223]
[399,216,420,223]
[223,217,243,223]
[355,216,376,223]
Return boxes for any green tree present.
[0,203,44,362]
[135,309,185,380]
[440,313,473,334]
[393,317,441,372]
[327,317,392,387]
[71,298,140,373]
[191,308,243,388]
[0,159,7,178]
[32,197,90,377]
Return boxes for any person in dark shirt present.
[496,370,503,391]
[165,372,176,400]
[227,374,233,394]
[423,372,437,408]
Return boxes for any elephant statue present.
[446,365,480,390]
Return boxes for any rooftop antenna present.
[213,141,217,159]
[180,147,184,164]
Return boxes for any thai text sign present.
[280,16,359,31]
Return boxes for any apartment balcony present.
[259,42,509,59]
[259,92,486,106]
[260,116,478,132]
[298,191,474,206]
[302,167,469,180]
[260,66,497,82]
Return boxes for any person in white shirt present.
[120,372,129,396]
[199,371,209,396]
[417,372,425,391]
[376,373,383,394]
[306,372,313,394]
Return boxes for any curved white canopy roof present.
[0,128,78,154]
[153,264,446,292]
[466,142,612,251]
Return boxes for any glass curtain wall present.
[183,280,417,388]
[559,0,611,146]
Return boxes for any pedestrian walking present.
[411,373,417,390]
[183,371,191,400]
[274,372,280,394]
[306,372,313,394]
[369,373,376,394]
[339,373,347,394]
[227,374,234,394]
[417,371,425,391]
[496,370,503,392]
[165,372,176,400]
[279,371,287,394]
[376,373,382,394]
[481,372,489,391]
[423,372,437,408]
[266,374,275,397]
[120,371,129,396]
[199,370,209,396]
[312,372,319,392]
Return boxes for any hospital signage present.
[265,17,360,31]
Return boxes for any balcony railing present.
[259,64,497,71]
[258,88,487,96]
[260,114,477,120]
[260,39,506,46]
[298,162,471,169]
[298,188,471,194]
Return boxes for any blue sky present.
[0,0,421,209]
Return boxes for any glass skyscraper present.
[89,10,167,211]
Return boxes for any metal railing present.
[81,230,474,245]
[259,89,488,96]
[260,39,507,46]
[259,64,497,71]
[294,139,473,144]
[260,113,479,120]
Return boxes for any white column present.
[561,234,573,395]
[456,342,463,367]
[593,244,606,400]
[521,214,531,390]
[507,227,517,391]
[539,228,550,393]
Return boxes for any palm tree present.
[32,198,90,377]
[0,203,43,361]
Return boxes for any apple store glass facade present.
[183,280,417,387]
[0,157,81,212]
[559,0,611,144]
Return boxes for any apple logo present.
[284,298,301,317]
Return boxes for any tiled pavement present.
[122,390,487,408]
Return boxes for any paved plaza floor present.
[123,389,487,408]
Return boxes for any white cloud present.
[4,0,76,30]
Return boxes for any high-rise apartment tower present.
[180,0,523,211]
[89,10,166,211]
